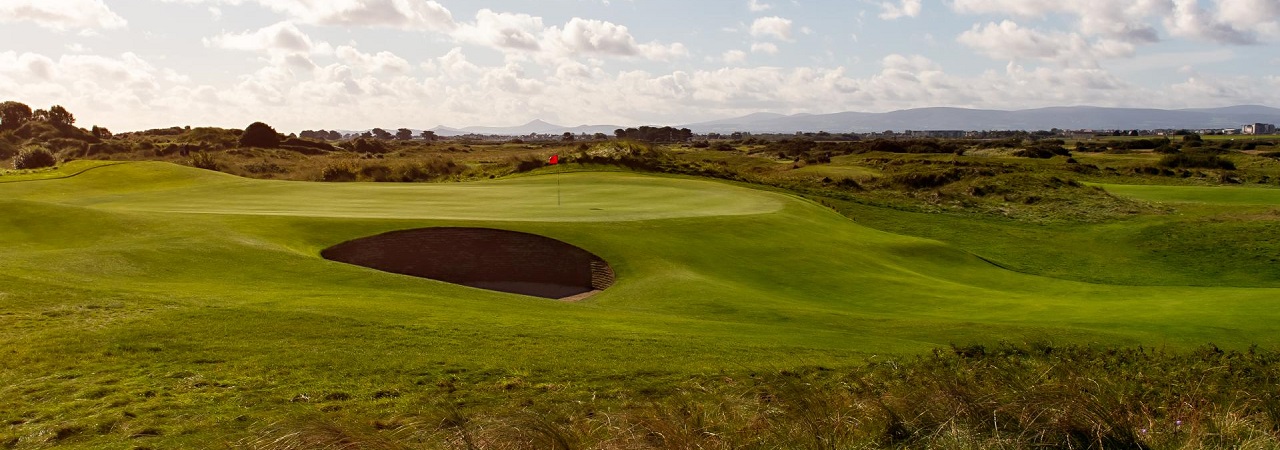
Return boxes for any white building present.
[1242,123,1276,135]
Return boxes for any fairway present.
[1098,182,1280,205]
[3,162,1280,447]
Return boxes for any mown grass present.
[2,162,1280,448]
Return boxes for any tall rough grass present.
[241,343,1280,449]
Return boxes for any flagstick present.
[557,171,561,206]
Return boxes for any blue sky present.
[1,0,1277,132]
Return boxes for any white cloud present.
[435,48,479,79]
[879,0,922,20]
[639,42,690,61]
[748,0,772,12]
[0,0,127,31]
[162,0,456,31]
[335,46,412,74]
[453,9,545,51]
[751,42,780,55]
[750,16,794,41]
[0,51,202,129]
[205,22,327,54]
[950,0,1277,44]
[722,50,747,63]
[1165,0,1256,44]
[951,0,1165,43]
[548,18,645,56]
[957,20,1135,66]
[453,11,686,62]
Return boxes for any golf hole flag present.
[548,154,559,165]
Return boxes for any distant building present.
[1242,123,1276,135]
[909,130,966,139]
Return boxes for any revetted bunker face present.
[321,227,615,300]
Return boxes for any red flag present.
[548,154,559,165]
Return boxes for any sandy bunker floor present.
[321,227,614,300]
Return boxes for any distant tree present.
[47,105,74,127]
[593,132,608,141]
[371,128,393,140]
[344,138,388,154]
[327,130,342,140]
[32,109,49,122]
[360,131,373,139]
[562,132,575,142]
[420,130,437,141]
[396,128,413,140]
[614,128,625,139]
[239,122,281,148]
[0,101,33,130]
[91,125,112,139]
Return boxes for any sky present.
[1,0,1278,132]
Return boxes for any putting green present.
[1098,182,1280,205]
[0,162,785,221]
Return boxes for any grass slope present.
[1099,182,1280,205]
[2,162,1279,447]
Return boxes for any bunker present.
[321,227,615,300]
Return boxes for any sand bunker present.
[321,227,615,300]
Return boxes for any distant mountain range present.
[428,120,622,137]
[336,105,1280,137]
[683,106,1280,134]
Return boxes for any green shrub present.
[509,154,553,173]
[239,122,281,148]
[320,162,358,182]
[1014,142,1072,159]
[280,137,336,154]
[242,161,286,175]
[1158,151,1236,170]
[341,138,388,154]
[13,146,56,169]
[0,137,17,159]
[358,164,392,181]
[187,151,218,170]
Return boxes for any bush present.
[890,168,972,189]
[1158,151,1236,170]
[242,161,286,175]
[13,146,56,169]
[1111,138,1170,150]
[239,122,281,148]
[342,138,389,154]
[12,147,56,170]
[187,152,218,170]
[321,162,358,182]
[281,137,336,154]
[0,137,17,160]
[358,164,392,181]
[510,154,549,173]
[1013,142,1072,159]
